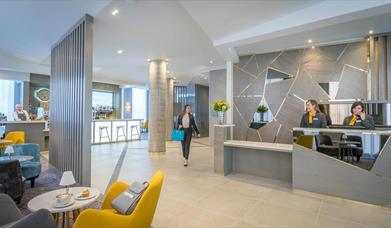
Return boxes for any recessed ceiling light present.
[369,30,374,34]
[311,45,315,49]
[147,58,151,62]
[209,60,213,64]
[112,9,119,15]
[173,77,177,80]
[308,39,313,44]
[117,50,123,54]
[204,77,208,80]
[367,38,370,41]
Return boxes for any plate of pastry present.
[75,189,96,200]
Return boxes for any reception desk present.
[214,125,391,207]
[0,121,48,150]
[223,140,292,182]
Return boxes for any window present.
[92,91,113,107]
[132,88,147,120]
[0,79,17,120]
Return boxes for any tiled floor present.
[90,138,391,228]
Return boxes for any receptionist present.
[300,99,327,128]
[13,104,30,121]
[343,101,375,130]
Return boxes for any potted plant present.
[211,100,230,124]
[256,105,269,122]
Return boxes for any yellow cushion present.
[74,170,164,228]
[5,131,25,144]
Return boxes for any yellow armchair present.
[74,170,164,228]
[5,131,25,145]
[1,131,25,149]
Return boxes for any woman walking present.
[177,104,200,167]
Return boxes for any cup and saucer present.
[53,193,75,208]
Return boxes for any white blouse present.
[182,113,190,128]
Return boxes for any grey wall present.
[232,41,368,144]
[49,15,93,185]
[186,83,209,136]
[209,69,227,145]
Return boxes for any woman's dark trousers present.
[181,128,192,160]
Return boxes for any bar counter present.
[0,120,47,150]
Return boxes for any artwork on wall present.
[34,88,50,103]
[233,41,369,144]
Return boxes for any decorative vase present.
[218,111,225,125]
[260,112,264,122]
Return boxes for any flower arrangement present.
[257,105,269,113]
[211,100,230,112]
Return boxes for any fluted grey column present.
[148,60,167,152]
[166,78,174,141]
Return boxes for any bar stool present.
[99,126,110,143]
[130,125,141,141]
[116,125,126,142]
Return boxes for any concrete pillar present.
[148,60,167,152]
[166,78,174,141]
[378,36,387,100]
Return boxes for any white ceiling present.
[93,0,223,85]
[179,0,320,41]
[1,0,391,86]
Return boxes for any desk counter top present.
[293,127,391,135]
[224,140,293,153]
[0,121,46,124]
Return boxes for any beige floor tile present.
[165,203,239,228]
[264,188,322,214]
[316,214,371,228]
[234,220,292,228]
[194,189,259,219]
[243,201,317,227]
[215,179,272,200]
[89,139,391,228]
[320,200,391,227]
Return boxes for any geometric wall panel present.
[255,52,281,73]
[335,65,368,100]
[290,69,330,102]
[264,78,294,116]
[241,70,267,96]
[228,40,368,144]
[339,42,369,71]
[233,104,248,141]
[275,95,303,131]
[241,55,261,77]
[270,49,302,76]
[233,96,262,124]
[234,66,256,96]
[259,120,281,143]
[275,124,293,144]
[318,43,347,61]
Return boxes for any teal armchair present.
[12,143,41,188]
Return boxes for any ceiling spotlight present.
[204,77,208,80]
[311,45,315,49]
[147,58,151,62]
[367,38,370,41]
[112,9,119,15]
[209,60,214,64]
[117,50,123,54]
[173,77,177,80]
[369,30,374,34]
[308,39,313,44]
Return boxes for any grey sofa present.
[0,160,24,203]
[0,194,56,228]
